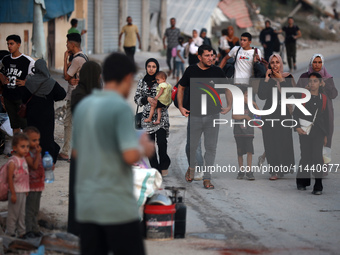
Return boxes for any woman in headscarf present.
[67,61,102,236]
[226,26,240,50]
[258,54,295,180]
[71,61,102,113]
[23,59,66,163]
[200,28,212,47]
[134,58,170,176]
[296,54,337,149]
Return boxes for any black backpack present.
[223,46,241,78]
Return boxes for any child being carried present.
[144,71,172,125]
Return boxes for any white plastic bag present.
[323,147,331,164]
[0,119,13,137]
[133,165,162,217]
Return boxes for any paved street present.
[47,50,340,255]
[144,55,340,254]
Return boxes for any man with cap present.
[59,33,88,161]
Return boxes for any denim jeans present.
[175,61,184,78]
[186,114,220,180]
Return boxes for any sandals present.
[203,180,215,189]
[185,167,195,183]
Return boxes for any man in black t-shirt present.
[177,44,232,189]
[0,35,35,134]
[281,17,301,72]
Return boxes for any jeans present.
[175,61,184,78]
[186,114,220,180]
[124,46,136,63]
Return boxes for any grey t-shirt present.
[164,27,181,49]
[73,89,139,224]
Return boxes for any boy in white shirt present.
[219,32,262,85]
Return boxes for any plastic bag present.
[133,163,162,217]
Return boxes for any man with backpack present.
[59,33,88,161]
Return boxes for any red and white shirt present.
[8,155,29,193]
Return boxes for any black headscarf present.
[143,58,159,89]
[71,61,102,113]
[26,59,56,97]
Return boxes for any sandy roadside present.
[0,40,339,232]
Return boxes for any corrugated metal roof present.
[167,0,220,35]
[218,0,253,28]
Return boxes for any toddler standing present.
[24,126,45,237]
[6,133,30,237]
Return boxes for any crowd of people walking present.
[0,13,337,254]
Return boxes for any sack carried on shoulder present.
[17,103,27,118]
[135,105,143,130]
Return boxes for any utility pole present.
[32,0,47,59]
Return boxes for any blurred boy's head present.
[102,53,137,98]
[155,71,167,84]
[24,126,40,149]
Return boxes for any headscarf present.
[25,59,55,97]
[200,28,207,37]
[268,53,295,90]
[307,53,332,80]
[143,58,159,89]
[268,54,295,114]
[268,54,291,78]
[71,61,102,112]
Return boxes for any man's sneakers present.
[237,172,245,180]
[237,171,255,180]
[246,172,255,180]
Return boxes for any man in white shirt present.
[220,32,262,85]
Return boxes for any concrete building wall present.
[0,0,87,70]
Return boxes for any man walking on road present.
[281,17,301,72]
[220,32,262,87]
[163,17,180,78]
[260,20,278,62]
[177,44,232,189]
[73,53,153,255]
[119,16,141,63]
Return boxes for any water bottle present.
[43,151,54,183]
